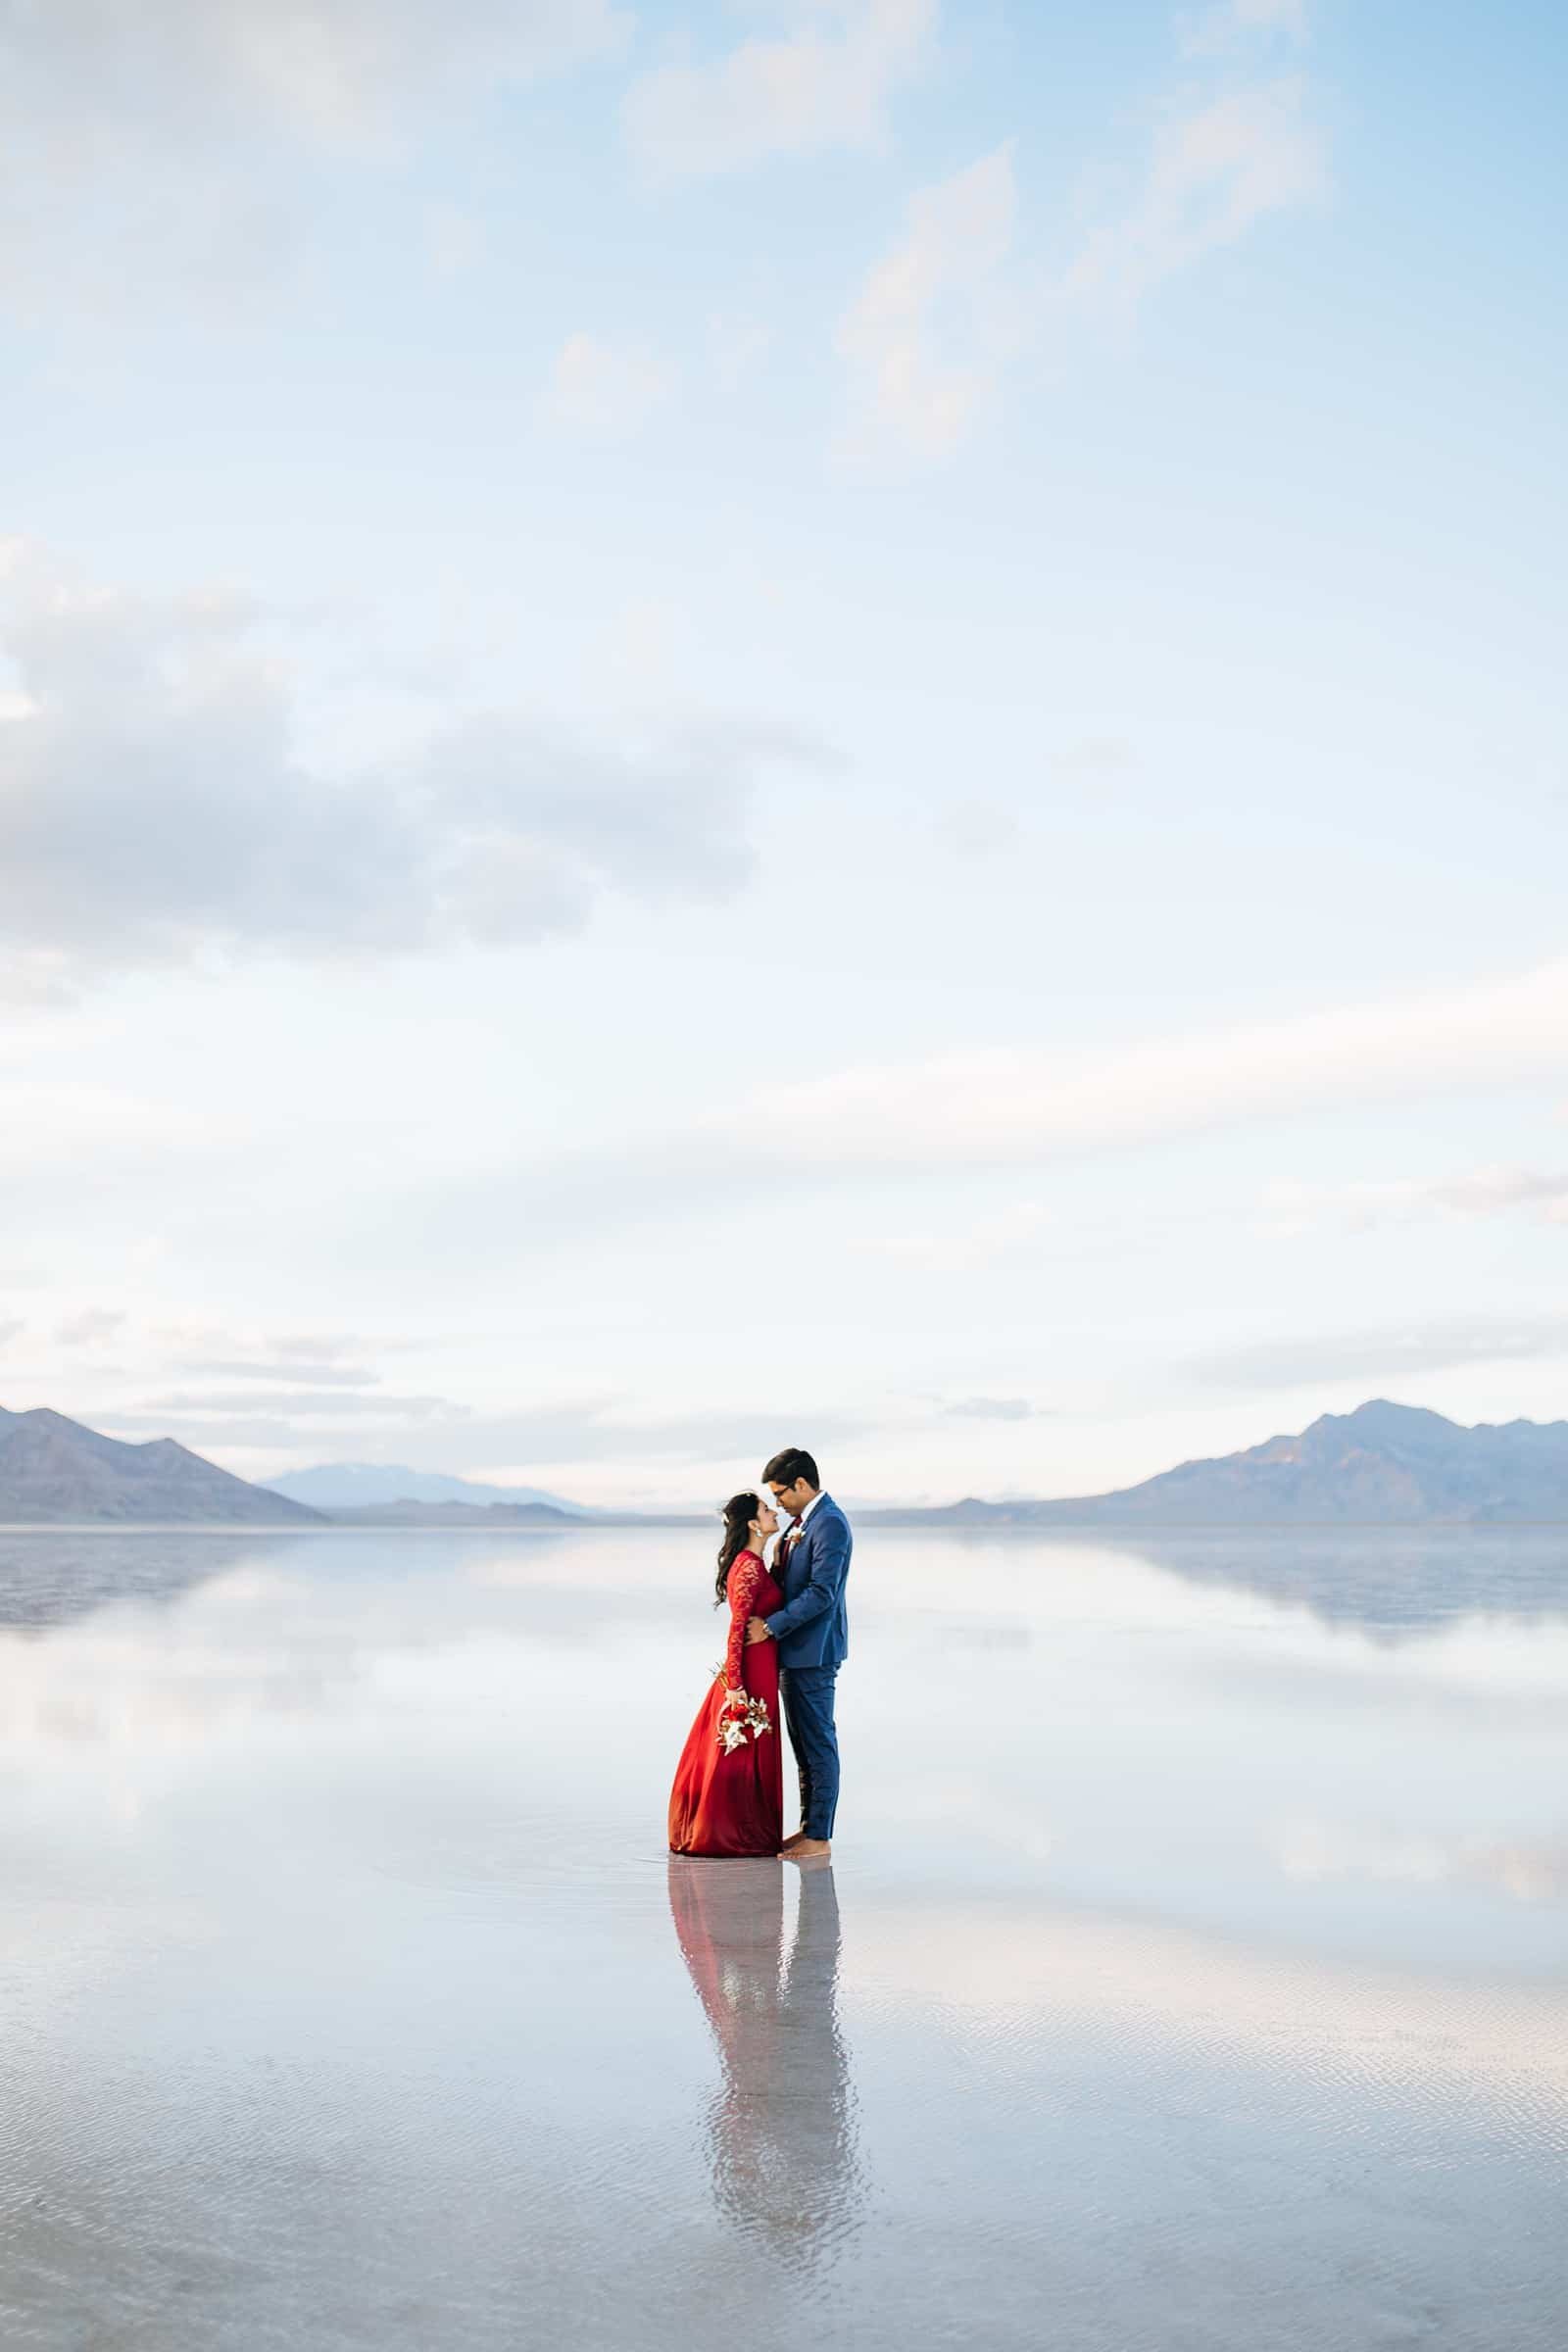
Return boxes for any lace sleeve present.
[723,1552,761,1690]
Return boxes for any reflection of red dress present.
[668,1550,785,1857]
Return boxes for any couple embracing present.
[667,1447,851,1864]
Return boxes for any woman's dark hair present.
[716,1492,760,1601]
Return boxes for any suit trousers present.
[780,1664,841,1839]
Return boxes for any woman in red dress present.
[668,1493,785,1857]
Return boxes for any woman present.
[668,1492,784,1857]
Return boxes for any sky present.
[2,0,1566,1509]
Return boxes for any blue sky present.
[2,0,1565,1505]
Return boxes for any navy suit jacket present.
[764,1493,852,1670]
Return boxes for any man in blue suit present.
[746,1446,852,1863]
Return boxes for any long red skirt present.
[668,1557,785,1857]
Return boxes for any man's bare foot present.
[779,1829,809,1849]
[782,1838,831,1863]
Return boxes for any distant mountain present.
[328,1498,580,1528]
[862,1401,1568,1527]
[0,1407,325,1525]
[324,1498,692,1528]
[270,1463,595,1514]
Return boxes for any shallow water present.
[1,1523,1565,2349]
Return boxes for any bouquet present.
[713,1681,773,1754]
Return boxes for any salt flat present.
[1,1524,1564,2350]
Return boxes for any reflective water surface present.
[2,1524,1565,2348]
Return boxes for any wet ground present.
[2,1523,1565,2348]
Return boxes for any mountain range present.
[267,1463,594,1513]
[5,1397,1568,1527]
[866,1400,1568,1527]
[0,1406,322,1524]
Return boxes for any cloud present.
[54,1310,127,1348]
[0,545,821,996]
[752,958,1568,1173]
[1260,1167,1568,1238]
[136,1390,461,1418]
[0,1076,237,1161]
[932,799,1022,858]
[1191,1315,1568,1392]
[266,1330,418,1361]
[97,1396,867,1473]
[17,0,629,141]
[624,0,936,178]
[1181,0,1307,56]
[183,1360,383,1388]
[421,201,485,277]
[858,1200,1051,1272]
[830,12,1325,464]
[0,0,628,314]
[1054,737,1137,780]
[543,334,676,438]
[941,1397,1042,1422]
[836,143,1018,461]
[0,1319,25,1350]
[1063,76,1326,309]
[411,955,1568,1267]
[708,315,774,394]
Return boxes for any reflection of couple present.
[667,1448,852,1863]
[666,1855,861,2263]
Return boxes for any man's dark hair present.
[762,1446,819,1491]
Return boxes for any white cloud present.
[708,314,774,394]
[95,1396,869,1475]
[441,956,1568,1265]
[138,1389,461,1419]
[829,14,1326,464]
[1259,1167,1568,1239]
[1192,1315,1568,1391]
[4,0,627,147]
[624,0,936,178]
[0,1080,240,1162]
[941,1396,1044,1422]
[0,544,819,996]
[836,143,1018,461]
[54,1310,127,1349]
[758,959,1568,1171]
[858,1200,1051,1272]
[184,1360,382,1388]
[543,333,677,438]
[1063,76,1327,308]
[421,202,485,277]
[1181,0,1307,57]
[1231,0,1306,30]
[0,0,628,313]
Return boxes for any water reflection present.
[0,1529,303,1629]
[667,1858,864,2268]
[1116,1527,1568,1639]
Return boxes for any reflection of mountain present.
[0,1529,306,1628]
[866,1400,1568,1527]
[0,1407,323,1525]
[1112,1526,1568,1638]
[667,1859,863,2267]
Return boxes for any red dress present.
[668,1549,785,1857]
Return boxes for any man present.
[747,1446,852,1863]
